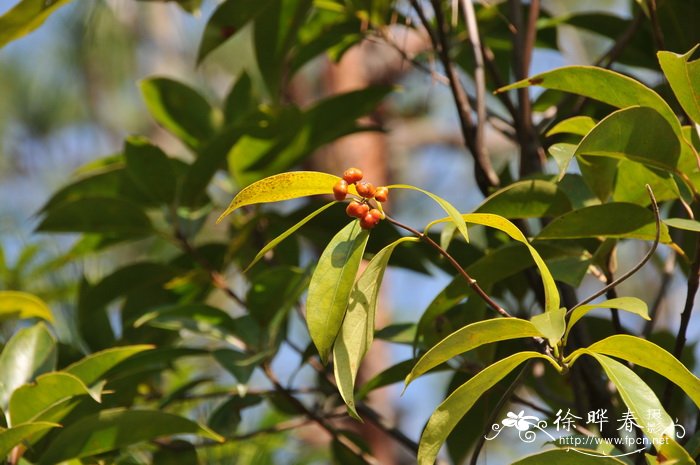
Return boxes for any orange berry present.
[333,179,348,200]
[360,213,379,230]
[368,208,383,221]
[346,201,369,218]
[355,181,376,199]
[374,186,389,203]
[343,167,363,184]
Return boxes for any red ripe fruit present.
[333,180,348,200]
[342,167,363,184]
[360,213,379,230]
[346,201,369,218]
[368,208,383,221]
[355,181,376,199]
[374,186,389,203]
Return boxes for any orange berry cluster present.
[332,167,389,230]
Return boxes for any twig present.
[385,214,511,317]
[602,254,626,335]
[568,185,660,314]
[646,0,665,51]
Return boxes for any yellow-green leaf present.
[389,184,469,242]
[334,237,418,419]
[307,221,369,363]
[546,116,598,137]
[417,352,557,465]
[405,318,544,387]
[658,46,700,126]
[0,422,60,458]
[0,291,53,322]
[531,307,566,346]
[565,298,649,342]
[218,171,355,222]
[0,0,72,49]
[9,372,92,426]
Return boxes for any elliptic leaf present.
[530,307,566,346]
[512,449,629,464]
[36,409,223,464]
[134,304,238,343]
[0,323,56,408]
[546,116,597,137]
[389,184,469,243]
[0,291,52,322]
[566,298,649,341]
[0,422,60,458]
[405,319,544,387]
[139,78,218,149]
[307,221,369,363]
[123,137,177,204]
[587,335,700,409]
[664,218,700,232]
[334,237,417,418]
[496,66,680,136]
[0,0,72,49]
[417,352,556,465]
[658,46,700,125]
[475,180,572,219]
[9,372,91,426]
[218,171,356,222]
[64,345,153,386]
[548,143,577,178]
[37,198,153,235]
[537,203,671,242]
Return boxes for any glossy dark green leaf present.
[8,372,91,425]
[417,352,556,465]
[537,203,671,242]
[36,409,223,464]
[123,137,177,204]
[0,422,60,458]
[575,107,680,172]
[0,323,56,408]
[475,179,572,219]
[224,72,256,124]
[406,319,543,386]
[139,78,218,149]
[208,395,263,437]
[658,46,700,125]
[334,237,417,418]
[307,221,370,363]
[36,198,153,235]
[196,0,274,63]
[152,440,199,465]
[0,0,72,49]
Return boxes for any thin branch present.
[568,185,660,314]
[602,252,626,335]
[385,214,511,317]
[643,252,676,338]
[646,0,666,51]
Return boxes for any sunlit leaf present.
[218,171,355,222]
[530,307,566,346]
[664,218,700,232]
[9,372,92,425]
[475,180,572,219]
[405,318,543,387]
[0,0,72,49]
[307,221,369,363]
[64,345,153,386]
[658,46,700,125]
[417,352,557,465]
[546,116,597,137]
[566,298,649,341]
[0,291,52,322]
[334,237,417,418]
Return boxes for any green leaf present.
[586,335,700,409]
[405,319,543,387]
[548,143,577,177]
[585,353,675,444]
[208,395,263,437]
[0,0,72,49]
[307,221,370,363]
[9,373,92,426]
[530,307,566,346]
[134,304,238,344]
[196,0,274,64]
[658,46,700,125]
[245,201,337,271]
[123,137,177,204]
[218,171,353,222]
[649,436,696,465]
[139,78,218,149]
[664,218,700,232]
[566,298,649,342]
[334,237,417,419]
[357,359,421,401]
[0,291,52,322]
[537,203,671,242]
[36,409,223,464]
[512,449,629,464]
[546,116,597,137]
[574,107,680,172]
[36,198,153,235]
[64,345,153,386]
[496,66,681,137]
[0,422,60,458]
[417,352,556,465]
[213,349,262,385]
[390,184,469,243]
[475,179,572,219]
[0,323,56,408]
[224,73,255,124]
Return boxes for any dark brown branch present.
[643,253,676,338]
[385,214,511,317]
